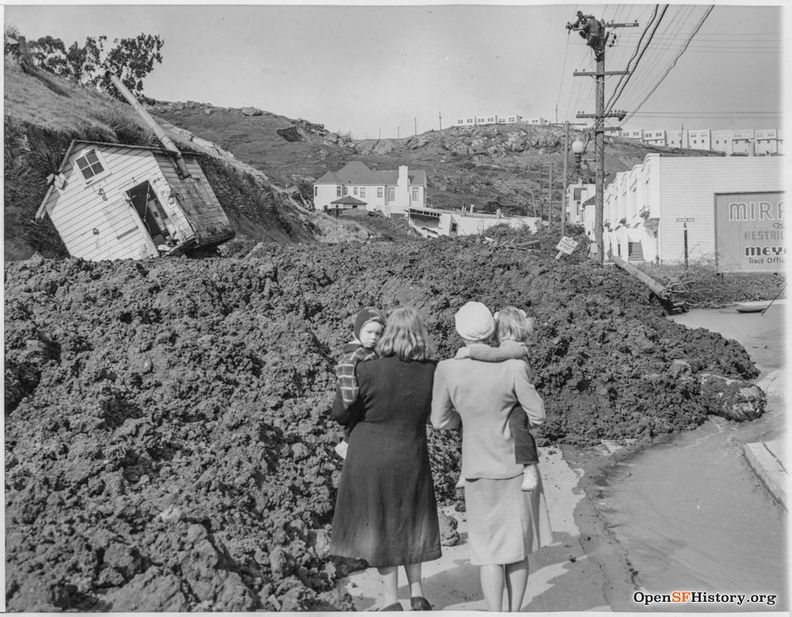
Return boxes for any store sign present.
[714,192,784,273]
[555,236,579,260]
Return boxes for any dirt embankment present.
[4,231,764,611]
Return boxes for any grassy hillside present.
[3,58,380,261]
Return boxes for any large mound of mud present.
[4,234,762,611]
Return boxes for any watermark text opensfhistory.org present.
[633,591,778,607]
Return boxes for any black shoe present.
[410,597,432,610]
[380,602,403,611]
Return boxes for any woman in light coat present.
[431,301,552,612]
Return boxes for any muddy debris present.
[4,231,764,611]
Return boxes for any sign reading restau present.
[714,192,785,273]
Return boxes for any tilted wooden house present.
[36,140,234,260]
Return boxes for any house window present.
[451,222,458,233]
[411,187,419,201]
[342,185,348,196]
[377,187,383,198]
[353,187,358,196]
[337,186,342,197]
[360,187,366,198]
[75,149,105,181]
[387,187,395,201]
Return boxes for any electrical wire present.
[605,5,670,115]
[622,5,715,124]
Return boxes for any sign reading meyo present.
[714,192,784,273]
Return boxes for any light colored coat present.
[431,358,545,480]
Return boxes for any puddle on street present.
[595,305,787,611]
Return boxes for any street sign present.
[555,236,580,260]
[675,217,695,223]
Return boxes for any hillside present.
[152,100,723,216]
[3,58,393,261]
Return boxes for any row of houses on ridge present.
[450,114,550,128]
[621,127,784,156]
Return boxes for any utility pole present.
[568,13,638,264]
[414,117,417,136]
[439,111,442,130]
[561,121,569,236]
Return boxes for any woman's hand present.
[455,347,471,359]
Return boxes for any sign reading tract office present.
[714,191,785,273]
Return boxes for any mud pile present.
[5,234,763,611]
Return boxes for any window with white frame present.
[377,187,383,198]
[342,186,348,196]
[411,187,419,201]
[353,187,358,196]
[360,187,366,198]
[75,149,106,181]
[337,186,342,197]
[387,187,395,201]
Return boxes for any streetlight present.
[571,138,585,178]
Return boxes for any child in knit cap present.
[456,306,540,491]
[333,307,385,459]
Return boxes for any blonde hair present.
[376,307,432,361]
[496,306,534,343]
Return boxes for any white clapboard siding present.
[154,153,232,241]
[46,145,161,260]
[656,156,784,262]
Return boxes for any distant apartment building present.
[620,127,783,156]
[452,114,549,128]
[688,129,712,151]
[667,130,686,148]
[711,130,734,155]
[755,129,780,155]
[642,129,667,146]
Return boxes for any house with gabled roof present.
[312,161,427,217]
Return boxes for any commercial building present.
[597,154,784,264]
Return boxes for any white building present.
[643,129,667,147]
[408,206,540,238]
[565,181,596,226]
[451,114,549,128]
[35,140,233,260]
[313,161,427,217]
[711,130,734,155]
[599,154,784,264]
[688,129,712,151]
[755,129,780,155]
[621,126,783,156]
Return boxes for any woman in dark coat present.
[330,307,441,611]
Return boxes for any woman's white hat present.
[455,301,495,341]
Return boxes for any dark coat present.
[329,355,441,567]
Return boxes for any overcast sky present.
[4,1,787,139]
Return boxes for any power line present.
[622,5,715,125]
[605,4,669,114]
